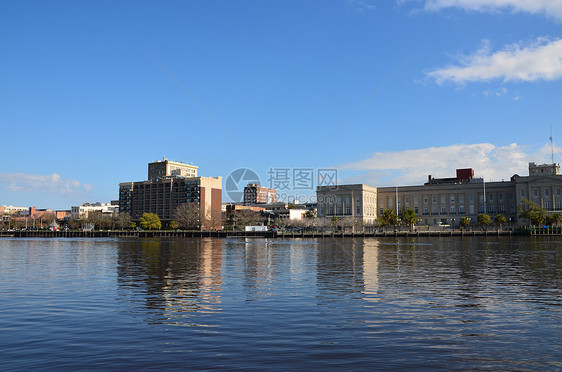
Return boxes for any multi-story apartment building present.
[148,158,198,181]
[119,160,222,230]
[317,163,562,227]
[243,183,277,205]
[316,184,378,224]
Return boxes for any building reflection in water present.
[117,238,223,326]
[362,239,380,300]
[315,239,367,300]
[236,238,320,301]
[115,236,559,329]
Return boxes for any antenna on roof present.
[550,123,554,163]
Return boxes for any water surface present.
[0,237,560,370]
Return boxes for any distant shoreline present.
[2,229,555,239]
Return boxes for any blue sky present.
[2,0,562,208]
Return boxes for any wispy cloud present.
[0,173,93,194]
[483,87,508,97]
[347,0,377,12]
[427,38,562,85]
[424,0,562,21]
[338,143,561,186]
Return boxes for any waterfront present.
[0,237,560,370]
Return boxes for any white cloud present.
[427,38,562,85]
[424,0,562,20]
[338,143,561,186]
[0,173,93,195]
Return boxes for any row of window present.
[522,188,562,197]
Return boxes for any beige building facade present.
[148,158,198,181]
[316,163,562,227]
[377,179,517,226]
[71,203,119,219]
[317,184,378,224]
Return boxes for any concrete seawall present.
[0,229,535,239]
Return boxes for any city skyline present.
[2,1,562,209]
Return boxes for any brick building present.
[243,183,277,205]
[119,160,222,230]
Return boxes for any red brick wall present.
[211,188,222,230]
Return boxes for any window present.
[414,207,419,214]
[520,189,526,197]
[533,189,538,197]
[329,207,334,215]
[432,196,437,203]
[441,206,446,214]
[337,196,342,204]
[489,205,495,213]
[345,196,350,204]
[545,189,550,197]
[459,195,464,203]
[345,206,351,215]
[450,196,455,203]
[337,206,342,215]
[498,194,503,201]
[423,207,428,215]
[414,197,418,205]
[450,206,455,213]
[557,188,561,196]
[356,197,360,203]
[545,201,551,210]
[469,195,473,202]
[479,205,485,213]
[469,205,474,214]
[356,206,361,214]
[424,197,428,204]
[489,194,494,201]
[459,205,465,213]
[557,201,562,210]
[432,207,437,214]
[499,204,505,212]
[441,196,446,204]
[479,195,484,203]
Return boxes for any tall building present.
[148,158,198,181]
[243,183,277,205]
[317,163,562,227]
[119,160,222,230]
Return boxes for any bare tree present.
[205,208,223,230]
[114,213,131,230]
[174,203,200,230]
[233,210,264,228]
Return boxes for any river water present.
[0,237,560,370]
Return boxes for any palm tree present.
[494,214,507,230]
[459,217,470,230]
